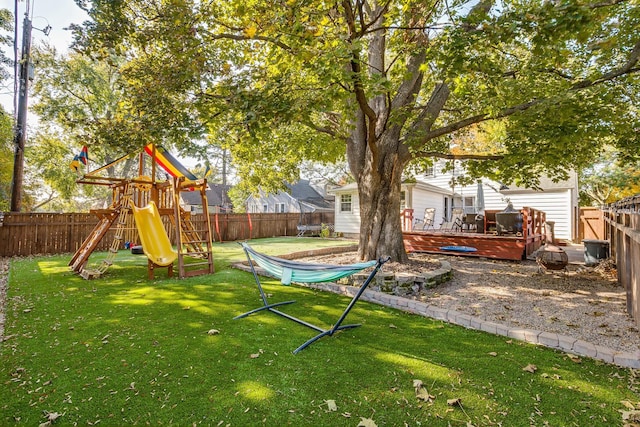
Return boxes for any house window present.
[464,197,474,206]
[340,194,352,212]
[400,191,406,211]
[424,165,435,177]
[275,203,285,213]
[263,204,268,213]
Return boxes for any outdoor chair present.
[413,207,436,231]
[439,208,464,232]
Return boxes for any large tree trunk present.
[343,1,423,263]
[353,131,410,263]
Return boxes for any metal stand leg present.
[292,256,389,354]
[233,247,298,319]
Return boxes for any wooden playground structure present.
[68,144,215,280]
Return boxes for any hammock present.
[236,243,389,354]
[242,243,377,285]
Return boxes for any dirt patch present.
[297,252,638,354]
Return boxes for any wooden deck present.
[402,207,547,261]
[403,230,544,261]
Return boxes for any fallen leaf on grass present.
[488,352,498,357]
[413,379,435,402]
[621,400,638,410]
[416,387,435,402]
[207,329,220,335]
[250,349,264,359]
[447,398,462,407]
[357,417,377,427]
[325,399,337,412]
[522,364,538,373]
[621,409,640,422]
[39,411,63,427]
[389,324,397,329]
[567,354,582,363]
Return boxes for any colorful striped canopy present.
[144,144,198,181]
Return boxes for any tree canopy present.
[580,145,640,206]
[0,7,13,211]
[69,0,639,260]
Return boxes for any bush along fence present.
[604,195,640,327]
[0,211,335,257]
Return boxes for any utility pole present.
[221,148,227,186]
[10,14,32,212]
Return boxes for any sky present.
[1,0,88,112]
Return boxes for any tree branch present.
[417,38,640,143]
[416,152,504,160]
[342,0,378,157]
[202,31,292,51]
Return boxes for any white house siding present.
[419,161,578,241]
[332,189,361,236]
[329,161,578,240]
[409,186,447,228]
[444,182,574,240]
[247,193,297,213]
[495,190,574,240]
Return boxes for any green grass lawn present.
[1,237,638,426]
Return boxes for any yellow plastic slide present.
[131,201,178,267]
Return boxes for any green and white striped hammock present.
[241,243,377,285]
[236,243,389,354]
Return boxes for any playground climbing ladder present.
[69,183,135,279]
[173,178,215,278]
[170,208,207,257]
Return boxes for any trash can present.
[583,239,609,266]
[475,215,485,234]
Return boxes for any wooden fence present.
[604,196,640,327]
[0,211,334,257]
[579,207,605,241]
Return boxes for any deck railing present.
[403,206,546,238]
[604,195,640,326]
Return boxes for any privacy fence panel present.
[0,211,334,257]
[604,196,640,327]
[579,207,605,241]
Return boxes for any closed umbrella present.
[476,182,485,214]
[475,182,485,233]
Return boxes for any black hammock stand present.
[235,243,390,353]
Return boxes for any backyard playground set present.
[68,144,215,280]
[64,145,393,352]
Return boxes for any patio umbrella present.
[476,182,485,214]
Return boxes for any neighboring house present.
[245,179,334,214]
[329,161,579,241]
[181,183,234,213]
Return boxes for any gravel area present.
[297,252,639,355]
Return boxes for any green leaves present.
[59,0,639,211]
